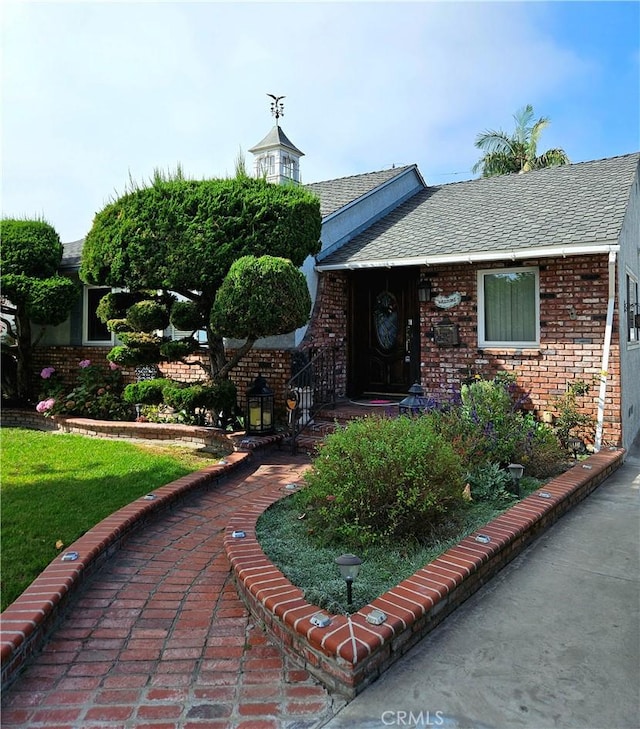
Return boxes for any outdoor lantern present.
[417,277,432,303]
[398,382,426,416]
[335,553,363,606]
[245,374,274,436]
[507,463,525,496]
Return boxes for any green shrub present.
[465,463,515,505]
[163,383,207,413]
[108,344,158,367]
[170,300,204,331]
[159,338,198,360]
[458,374,531,465]
[515,422,568,478]
[297,414,466,549]
[122,378,169,405]
[126,299,170,331]
[163,381,237,416]
[112,331,163,367]
[552,380,596,449]
[106,318,130,333]
[117,331,162,348]
[37,360,132,421]
[208,379,238,418]
[96,291,144,322]
[124,378,237,426]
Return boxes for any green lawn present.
[0,427,226,611]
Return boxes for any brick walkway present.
[1,450,346,728]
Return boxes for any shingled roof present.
[248,125,304,157]
[305,165,416,217]
[60,239,84,270]
[316,153,640,269]
[62,154,638,270]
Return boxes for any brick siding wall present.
[419,254,621,445]
[31,256,622,444]
[299,271,349,398]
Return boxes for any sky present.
[1,0,639,243]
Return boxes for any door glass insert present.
[374,291,399,350]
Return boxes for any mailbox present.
[433,320,460,347]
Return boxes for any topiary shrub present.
[170,300,204,332]
[107,344,160,367]
[208,379,238,421]
[122,378,169,406]
[96,291,145,323]
[126,299,170,332]
[162,383,207,413]
[296,414,466,549]
[159,338,198,360]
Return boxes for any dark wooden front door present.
[349,267,420,397]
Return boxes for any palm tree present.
[472,104,569,178]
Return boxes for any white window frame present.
[626,269,640,347]
[83,286,114,345]
[477,267,540,348]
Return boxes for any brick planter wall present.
[0,412,285,691]
[225,447,624,698]
[0,408,242,451]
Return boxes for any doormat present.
[349,399,396,407]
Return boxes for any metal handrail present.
[286,347,337,453]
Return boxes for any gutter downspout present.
[595,250,617,451]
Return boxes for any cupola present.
[248,94,304,185]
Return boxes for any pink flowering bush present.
[36,360,133,420]
[38,366,65,402]
[35,397,56,414]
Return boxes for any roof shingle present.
[316,153,639,267]
[305,165,415,217]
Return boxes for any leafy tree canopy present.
[211,255,311,340]
[81,173,322,381]
[472,104,569,178]
[81,175,322,296]
[0,218,64,278]
[1,219,80,401]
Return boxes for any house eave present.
[315,242,621,271]
[319,165,425,224]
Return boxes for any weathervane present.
[267,94,285,125]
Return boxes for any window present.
[626,271,639,344]
[478,267,539,347]
[84,286,113,345]
[257,155,274,176]
[282,156,294,179]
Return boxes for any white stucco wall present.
[618,166,640,452]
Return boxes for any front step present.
[289,399,397,455]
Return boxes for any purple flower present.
[108,361,121,371]
[36,398,56,413]
[79,359,91,368]
[40,366,56,379]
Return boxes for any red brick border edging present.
[0,415,284,691]
[225,447,625,698]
